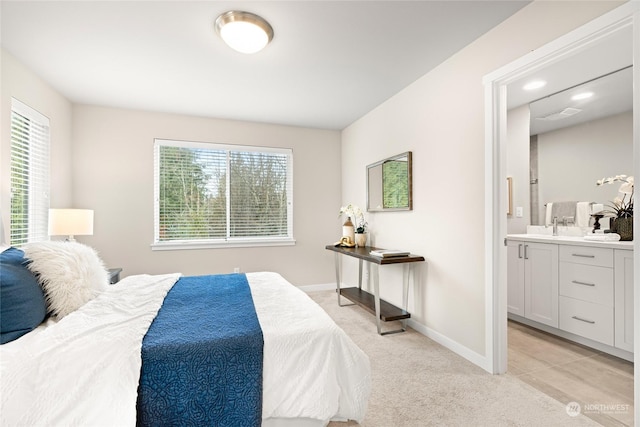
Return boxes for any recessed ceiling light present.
[523,80,547,91]
[215,11,274,54]
[571,92,594,101]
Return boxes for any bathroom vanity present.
[506,233,634,361]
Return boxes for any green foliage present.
[158,146,289,241]
[159,146,223,240]
[10,116,31,245]
[229,152,288,237]
[383,160,408,209]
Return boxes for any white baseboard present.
[407,319,490,371]
[302,283,491,372]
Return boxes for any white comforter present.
[1,272,371,426]
[1,273,181,426]
[249,272,371,424]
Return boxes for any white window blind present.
[10,99,50,247]
[153,139,294,249]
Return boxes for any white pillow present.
[23,241,109,319]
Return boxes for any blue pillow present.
[1,247,47,344]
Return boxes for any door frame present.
[483,2,639,422]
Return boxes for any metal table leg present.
[335,252,354,307]
[372,263,382,334]
[401,264,410,331]
[374,264,410,336]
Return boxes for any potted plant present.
[596,175,634,240]
[339,204,368,247]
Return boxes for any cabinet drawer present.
[559,245,613,268]
[559,296,613,346]
[559,262,613,306]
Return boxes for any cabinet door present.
[524,242,559,327]
[614,250,634,352]
[507,240,525,316]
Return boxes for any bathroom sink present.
[515,234,584,242]
[526,225,587,237]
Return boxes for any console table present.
[326,245,425,335]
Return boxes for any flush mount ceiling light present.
[523,80,547,91]
[215,11,274,54]
[571,92,594,101]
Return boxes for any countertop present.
[506,234,634,250]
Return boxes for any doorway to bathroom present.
[484,2,639,424]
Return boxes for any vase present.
[355,233,367,247]
[612,217,633,241]
[342,217,355,243]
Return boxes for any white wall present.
[71,105,342,285]
[1,49,73,242]
[1,49,342,286]
[537,111,633,223]
[340,1,622,359]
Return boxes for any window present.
[10,99,50,246]
[153,139,294,249]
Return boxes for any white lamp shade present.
[48,209,94,237]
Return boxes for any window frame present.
[152,138,295,250]
[9,98,50,247]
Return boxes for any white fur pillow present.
[23,241,109,319]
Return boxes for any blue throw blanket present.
[137,273,264,426]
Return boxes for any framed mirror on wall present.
[366,151,412,212]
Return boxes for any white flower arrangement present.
[339,204,367,233]
[596,175,634,218]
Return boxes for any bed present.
[0,242,371,426]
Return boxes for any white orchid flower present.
[617,176,634,194]
[339,203,367,231]
[619,182,634,194]
[598,174,633,219]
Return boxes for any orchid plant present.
[596,175,634,218]
[339,204,367,233]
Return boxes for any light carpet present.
[307,290,600,427]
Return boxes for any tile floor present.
[508,320,634,426]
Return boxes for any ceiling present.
[1,1,529,130]
[506,25,633,135]
[528,66,632,135]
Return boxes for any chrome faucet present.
[552,216,558,236]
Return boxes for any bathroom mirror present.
[529,67,633,225]
[504,25,633,230]
[366,151,412,212]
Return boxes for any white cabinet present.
[524,243,559,327]
[559,297,614,345]
[507,240,525,316]
[507,240,558,327]
[614,249,634,352]
[507,235,634,358]
[558,245,614,346]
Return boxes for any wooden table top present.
[325,245,425,265]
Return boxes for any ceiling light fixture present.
[571,92,594,101]
[523,80,547,91]
[215,10,274,54]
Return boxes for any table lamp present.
[48,209,94,242]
